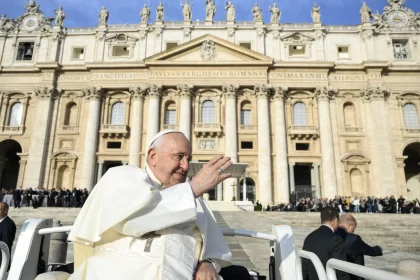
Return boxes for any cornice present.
[85,62,147,70]
[272,61,334,69]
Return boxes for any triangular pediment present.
[145,34,273,66]
[280,32,315,42]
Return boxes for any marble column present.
[128,87,147,167]
[16,160,27,188]
[256,85,273,205]
[313,163,321,198]
[146,85,162,147]
[97,161,104,183]
[289,163,295,194]
[316,86,338,198]
[81,87,102,191]
[217,182,223,201]
[178,85,194,140]
[273,87,290,203]
[222,85,239,201]
[23,87,56,188]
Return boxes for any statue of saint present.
[156,2,164,22]
[181,0,192,22]
[0,14,7,29]
[225,1,236,22]
[54,7,65,27]
[252,3,263,22]
[360,2,372,24]
[269,3,281,24]
[98,6,109,26]
[140,4,150,23]
[205,0,216,22]
[311,3,321,24]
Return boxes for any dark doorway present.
[0,140,22,190]
[239,177,256,203]
[294,164,314,199]
[103,161,123,176]
[403,143,420,199]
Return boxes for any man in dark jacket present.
[302,207,350,280]
[335,214,383,280]
[0,202,16,270]
[12,188,21,208]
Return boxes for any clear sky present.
[1,0,419,28]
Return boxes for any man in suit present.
[0,202,17,270]
[302,206,350,280]
[12,188,21,209]
[335,214,382,280]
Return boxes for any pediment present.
[145,34,273,66]
[280,32,315,42]
[105,34,138,43]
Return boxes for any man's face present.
[148,133,192,188]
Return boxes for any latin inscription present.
[270,72,328,79]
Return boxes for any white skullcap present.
[147,129,185,150]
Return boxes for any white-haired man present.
[67,130,249,280]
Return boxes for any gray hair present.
[146,132,185,164]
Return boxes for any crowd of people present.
[261,194,420,214]
[0,188,90,208]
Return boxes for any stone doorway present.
[403,142,420,200]
[239,177,256,203]
[0,140,22,190]
[295,164,314,200]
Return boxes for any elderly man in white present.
[57,130,250,280]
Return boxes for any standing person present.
[0,202,16,270]
[397,196,405,214]
[335,214,383,280]
[389,195,397,213]
[12,188,21,209]
[353,197,360,213]
[302,207,350,280]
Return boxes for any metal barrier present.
[0,242,10,280]
[326,258,413,280]
[295,250,328,280]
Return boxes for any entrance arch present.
[0,139,23,190]
[239,177,255,202]
[403,142,420,200]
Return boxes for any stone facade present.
[1,0,420,204]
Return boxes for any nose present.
[180,157,189,171]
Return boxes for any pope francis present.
[67,130,250,280]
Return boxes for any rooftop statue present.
[181,0,192,22]
[156,2,164,22]
[205,0,216,22]
[252,3,263,23]
[360,2,372,24]
[140,4,150,24]
[311,3,321,24]
[24,0,40,14]
[225,1,236,22]
[0,14,7,29]
[98,6,109,26]
[269,3,281,24]
[54,6,65,27]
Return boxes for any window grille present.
[110,102,125,125]
[8,103,23,126]
[202,100,216,124]
[404,103,419,129]
[293,102,307,126]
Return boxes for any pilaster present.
[178,84,194,140]
[128,86,147,166]
[146,85,162,146]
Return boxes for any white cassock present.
[68,165,232,280]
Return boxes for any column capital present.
[254,84,272,99]
[82,87,103,101]
[360,85,390,102]
[148,84,162,99]
[177,84,194,99]
[35,87,58,100]
[222,85,239,99]
[272,86,289,101]
[129,86,148,100]
[315,86,337,101]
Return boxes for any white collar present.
[322,224,335,233]
[0,216,7,224]
[145,166,164,190]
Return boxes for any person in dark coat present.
[12,188,22,209]
[0,202,16,270]
[389,195,397,213]
[302,207,350,280]
[335,214,382,280]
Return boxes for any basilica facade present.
[0,0,420,204]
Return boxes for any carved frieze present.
[370,0,420,31]
[360,85,390,101]
[200,39,217,61]
[82,87,103,101]
[199,139,216,150]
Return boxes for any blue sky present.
[1,0,419,28]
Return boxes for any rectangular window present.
[107,142,122,149]
[393,40,410,60]
[338,46,349,59]
[165,110,176,125]
[112,46,130,57]
[240,42,252,49]
[296,143,310,151]
[241,141,253,150]
[289,45,306,56]
[240,110,252,125]
[166,42,178,50]
[16,42,34,61]
[72,47,85,60]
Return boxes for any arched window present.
[240,101,252,125]
[293,102,307,126]
[110,102,125,125]
[64,102,78,126]
[202,100,215,124]
[8,103,23,126]
[404,103,420,129]
[164,101,176,125]
[343,102,356,127]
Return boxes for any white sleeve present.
[114,183,197,237]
